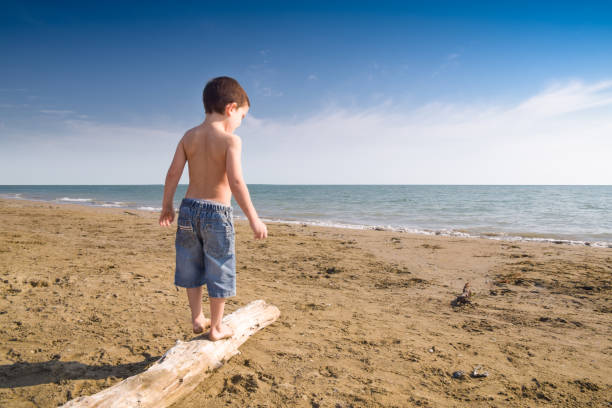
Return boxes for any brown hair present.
[202,76,250,114]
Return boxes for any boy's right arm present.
[226,136,267,239]
[159,138,186,227]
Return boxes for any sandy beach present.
[0,198,610,407]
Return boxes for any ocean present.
[1,185,610,248]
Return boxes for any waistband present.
[180,197,233,213]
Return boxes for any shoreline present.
[2,196,611,249]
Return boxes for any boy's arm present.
[159,138,187,227]
[226,136,267,239]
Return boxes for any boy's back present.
[182,124,234,206]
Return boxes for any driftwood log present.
[61,299,280,407]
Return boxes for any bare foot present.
[208,324,234,341]
[192,313,211,334]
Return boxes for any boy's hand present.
[159,207,175,227]
[250,217,268,240]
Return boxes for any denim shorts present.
[174,197,236,297]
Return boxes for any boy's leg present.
[186,286,211,334]
[175,201,209,333]
[208,297,234,341]
[201,206,235,341]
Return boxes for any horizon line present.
[1,184,611,187]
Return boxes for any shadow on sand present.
[0,354,160,388]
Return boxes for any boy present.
[159,76,267,341]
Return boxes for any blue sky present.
[1,1,611,184]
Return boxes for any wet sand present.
[0,198,610,407]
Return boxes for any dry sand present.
[0,198,610,407]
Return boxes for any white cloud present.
[0,103,29,108]
[61,119,180,142]
[1,79,610,184]
[432,52,461,77]
[0,118,185,184]
[40,109,75,115]
[260,87,283,97]
[514,79,612,116]
[307,74,317,81]
[240,79,612,184]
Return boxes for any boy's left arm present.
[159,138,187,227]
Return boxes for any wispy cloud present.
[246,50,283,98]
[260,87,283,97]
[2,79,610,184]
[0,118,185,183]
[40,109,75,115]
[514,80,612,116]
[432,52,461,78]
[447,53,460,61]
[60,119,180,144]
[241,79,612,184]
[0,103,29,108]
[307,74,317,81]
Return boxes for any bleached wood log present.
[61,299,280,408]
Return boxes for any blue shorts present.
[174,198,236,298]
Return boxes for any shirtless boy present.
[159,76,268,341]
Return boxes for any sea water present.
[1,185,610,247]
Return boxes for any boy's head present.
[203,76,250,116]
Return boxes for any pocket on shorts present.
[177,206,193,231]
[204,224,234,258]
[176,206,196,248]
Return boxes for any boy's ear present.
[224,102,238,116]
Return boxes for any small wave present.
[137,206,162,211]
[58,197,94,202]
[100,201,128,207]
[386,226,611,248]
[0,193,23,199]
[256,217,611,248]
[259,217,371,230]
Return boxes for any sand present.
[0,198,610,407]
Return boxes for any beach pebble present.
[471,365,489,378]
[452,371,465,379]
